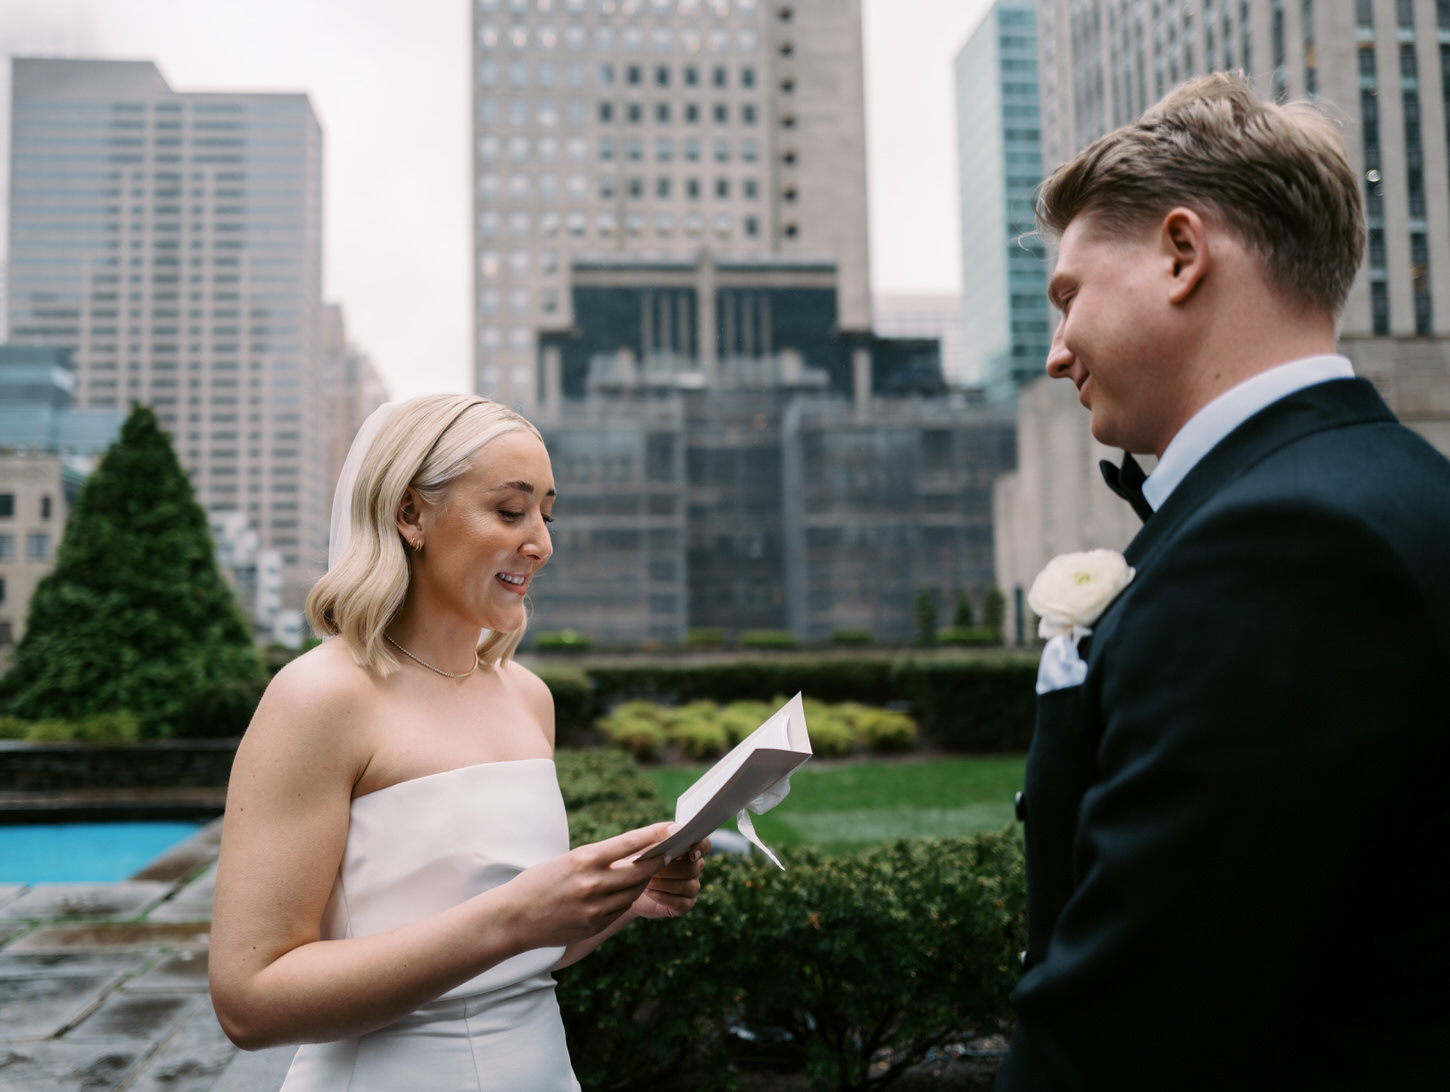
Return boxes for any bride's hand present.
[510,823,674,947]
[631,839,710,920]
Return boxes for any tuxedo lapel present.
[1122,378,1395,570]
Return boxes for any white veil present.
[328,401,400,570]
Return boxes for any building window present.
[741,137,758,162]
[687,178,701,198]
[743,178,758,199]
[656,65,670,87]
[656,136,674,161]
[599,101,614,123]
[744,215,759,238]
[714,139,731,162]
[26,533,51,560]
[684,137,701,161]
[713,103,729,124]
[684,65,699,86]
[685,102,700,123]
[0,494,12,518]
[598,63,615,87]
[657,177,672,198]
[713,65,729,88]
[0,535,13,559]
[656,102,671,123]
[629,177,645,198]
[1371,280,1390,334]
[627,102,643,124]
[599,136,616,161]
[715,177,730,198]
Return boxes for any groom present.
[998,74,1450,1089]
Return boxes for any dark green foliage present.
[534,629,592,652]
[738,629,799,650]
[830,628,873,647]
[952,591,975,629]
[980,584,1006,644]
[935,625,998,648]
[555,748,669,845]
[172,677,266,738]
[580,655,1036,753]
[0,406,265,736]
[554,829,1025,1092]
[912,590,937,647]
[587,658,898,713]
[685,627,726,649]
[892,657,1037,751]
[535,664,593,743]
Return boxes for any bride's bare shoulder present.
[243,638,381,755]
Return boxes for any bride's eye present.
[499,509,524,521]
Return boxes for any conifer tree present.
[952,590,975,629]
[0,405,265,735]
[981,582,1007,644]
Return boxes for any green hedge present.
[554,834,1024,1092]
[574,654,1037,753]
[535,665,594,744]
[553,753,1025,1091]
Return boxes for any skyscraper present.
[954,0,1052,402]
[470,0,872,409]
[5,58,329,608]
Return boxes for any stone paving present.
[0,820,296,1092]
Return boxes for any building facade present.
[955,0,1052,401]
[528,255,1014,646]
[321,303,391,502]
[6,58,329,608]
[872,292,972,387]
[470,0,872,409]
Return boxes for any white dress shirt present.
[1141,354,1355,511]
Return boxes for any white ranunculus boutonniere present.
[1028,549,1135,693]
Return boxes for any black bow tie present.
[1100,452,1154,522]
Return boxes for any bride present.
[209,394,707,1091]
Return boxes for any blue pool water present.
[0,821,203,883]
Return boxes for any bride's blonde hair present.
[306,394,544,675]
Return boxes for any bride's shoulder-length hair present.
[306,393,543,675]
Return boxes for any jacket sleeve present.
[1001,496,1449,1090]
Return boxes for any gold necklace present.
[383,633,479,678]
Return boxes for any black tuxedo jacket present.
[998,379,1450,1090]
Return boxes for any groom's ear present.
[1160,207,1210,304]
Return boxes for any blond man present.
[1001,73,1450,1089]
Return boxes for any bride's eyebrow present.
[489,481,558,497]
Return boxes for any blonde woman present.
[210,395,706,1091]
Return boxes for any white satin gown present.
[279,758,582,1092]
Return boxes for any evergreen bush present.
[892,657,1037,751]
[534,629,592,652]
[935,625,998,648]
[830,627,873,647]
[980,584,1007,644]
[0,406,266,736]
[534,664,593,743]
[738,629,799,650]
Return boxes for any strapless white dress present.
[279,758,581,1092]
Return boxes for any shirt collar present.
[1141,354,1355,511]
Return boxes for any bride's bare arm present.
[208,655,671,1050]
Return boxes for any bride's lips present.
[496,572,529,596]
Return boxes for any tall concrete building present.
[5,58,329,608]
[471,0,871,409]
[954,0,1052,402]
[321,304,391,501]
[872,292,971,386]
[528,253,1012,646]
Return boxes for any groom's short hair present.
[1035,71,1365,318]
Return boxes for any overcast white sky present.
[0,0,993,399]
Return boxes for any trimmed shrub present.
[172,677,266,739]
[535,665,593,743]
[717,700,776,746]
[739,629,799,650]
[534,629,592,652]
[935,625,998,648]
[555,830,1026,1092]
[596,700,670,762]
[800,698,857,758]
[586,658,898,714]
[555,748,669,848]
[848,707,919,754]
[686,627,726,649]
[0,716,32,740]
[830,627,873,647]
[981,584,1007,644]
[12,710,144,743]
[892,656,1037,752]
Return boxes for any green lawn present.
[645,754,1027,855]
